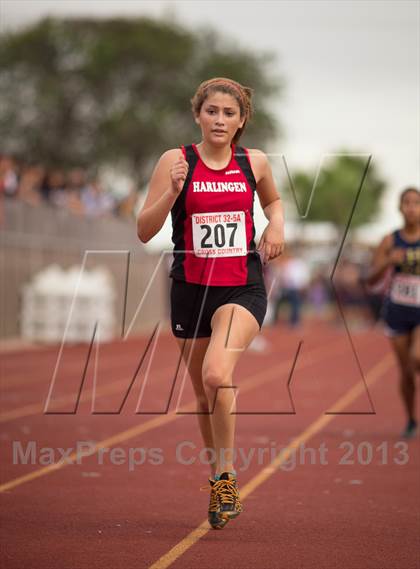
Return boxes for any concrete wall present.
[0,200,170,340]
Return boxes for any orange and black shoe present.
[214,471,243,522]
[204,472,242,529]
[206,477,229,530]
[202,472,243,529]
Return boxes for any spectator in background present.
[1,156,125,220]
[118,185,139,219]
[81,178,115,217]
[307,268,331,318]
[40,169,67,206]
[272,247,311,328]
[65,168,86,216]
[333,258,371,328]
[0,155,19,198]
[17,163,44,206]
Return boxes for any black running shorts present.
[170,277,268,338]
[381,298,420,337]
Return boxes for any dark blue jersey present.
[381,229,419,335]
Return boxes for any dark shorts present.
[381,298,420,337]
[170,277,268,339]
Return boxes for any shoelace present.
[212,479,239,506]
[200,481,219,513]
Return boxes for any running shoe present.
[205,477,228,530]
[401,418,418,439]
[214,472,243,521]
[201,472,243,529]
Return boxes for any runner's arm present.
[249,149,285,261]
[251,150,284,224]
[137,149,184,243]
[365,234,393,286]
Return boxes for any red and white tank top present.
[169,143,264,286]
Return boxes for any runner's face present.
[195,91,245,145]
[400,191,420,225]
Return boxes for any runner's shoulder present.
[158,148,185,164]
[246,148,268,163]
[245,148,270,179]
[378,232,395,251]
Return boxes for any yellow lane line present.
[0,338,378,493]
[0,337,376,492]
[0,365,175,423]
[148,353,393,569]
[0,334,356,424]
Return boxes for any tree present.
[288,153,387,231]
[0,17,283,186]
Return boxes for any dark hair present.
[190,77,253,144]
[399,186,420,205]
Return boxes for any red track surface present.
[1,321,419,569]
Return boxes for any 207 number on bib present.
[192,210,247,258]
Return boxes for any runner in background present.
[366,187,420,439]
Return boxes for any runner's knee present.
[409,351,420,374]
[400,369,415,385]
[202,364,231,392]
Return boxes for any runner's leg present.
[407,325,420,425]
[175,336,215,476]
[390,332,416,421]
[409,324,420,376]
[202,303,260,475]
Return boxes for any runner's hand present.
[257,222,285,264]
[388,247,406,265]
[170,157,189,195]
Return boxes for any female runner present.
[137,77,285,529]
[366,187,420,439]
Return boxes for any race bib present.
[389,274,420,306]
[191,210,247,258]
